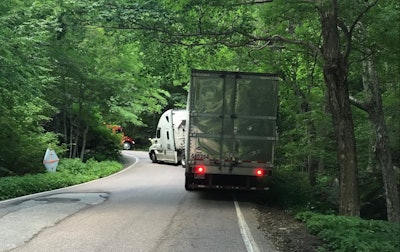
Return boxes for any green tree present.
[251,0,398,220]
[0,0,59,175]
[45,2,171,160]
[347,0,400,222]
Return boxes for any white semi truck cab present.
[149,109,187,165]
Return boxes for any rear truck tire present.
[150,152,157,163]
[185,174,193,191]
[122,142,131,150]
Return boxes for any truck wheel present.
[123,142,131,150]
[150,152,157,163]
[184,176,193,191]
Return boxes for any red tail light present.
[194,165,206,174]
[255,168,265,177]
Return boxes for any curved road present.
[0,151,276,252]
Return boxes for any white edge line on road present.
[233,194,261,252]
[0,154,139,205]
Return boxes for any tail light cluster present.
[255,168,264,176]
[194,165,206,174]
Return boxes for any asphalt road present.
[0,151,276,252]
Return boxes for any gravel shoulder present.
[254,204,324,252]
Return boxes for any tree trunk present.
[69,114,74,158]
[363,59,400,222]
[73,120,80,159]
[320,0,360,216]
[308,125,318,187]
[80,116,89,161]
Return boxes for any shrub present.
[0,159,123,201]
[0,131,63,176]
[57,158,88,175]
[311,175,339,214]
[296,211,400,252]
[269,167,313,209]
[83,125,122,162]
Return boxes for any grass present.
[0,158,123,201]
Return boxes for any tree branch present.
[234,0,273,5]
[340,0,380,62]
[239,32,320,55]
[349,0,380,34]
[349,95,369,112]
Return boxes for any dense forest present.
[0,0,399,222]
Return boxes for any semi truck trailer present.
[184,69,278,190]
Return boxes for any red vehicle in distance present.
[108,125,135,150]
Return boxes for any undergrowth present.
[0,158,123,201]
[296,211,400,252]
[269,168,400,252]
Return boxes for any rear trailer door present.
[188,70,278,189]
